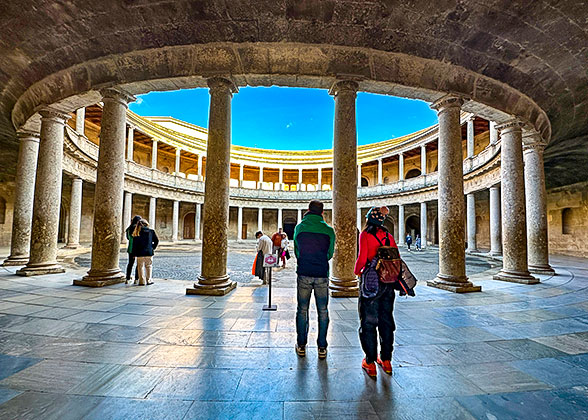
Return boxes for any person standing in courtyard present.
[132,219,159,286]
[355,206,398,378]
[293,200,335,359]
[271,227,284,256]
[254,231,272,284]
[280,233,290,268]
[406,233,412,251]
[415,234,421,251]
[125,215,142,284]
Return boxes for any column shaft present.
[76,89,135,287]
[493,120,538,284]
[66,178,83,248]
[421,145,427,175]
[490,121,499,145]
[466,193,478,252]
[239,164,244,187]
[398,204,405,245]
[149,197,157,229]
[420,202,427,249]
[297,209,302,225]
[330,80,359,297]
[3,131,40,266]
[151,140,158,169]
[188,77,237,296]
[489,185,502,256]
[175,149,181,175]
[75,107,85,135]
[17,110,69,276]
[237,206,243,241]
[399,154,404,180]
[122,192,132,244]
[277,208,283,229]
[426,95,481,293]
[467,117,475,157]
[127,125,134,161]
[197,155,203,180]
[318,168,322,190]
[195,203,201,241]
[258,208,263,232]
[358,164,362,186]
[523,133,554,274]
[172,200,179,242]
[377,159,383,184]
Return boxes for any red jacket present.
[354,228,398,275]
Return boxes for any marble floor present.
[0,247,587,419]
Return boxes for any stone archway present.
[183,212,195,239]
[283,216,296,241]
[406,215,420,239]
[406,169,421,179]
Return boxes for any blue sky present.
[129,87,438,150]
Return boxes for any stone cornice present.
[39,108,70,124]
[430,94,466,113]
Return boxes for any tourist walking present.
[293,200,335,359]
[415,234,421,251]
[355,206,398,378]
[254,231,272,284]
[406,233,412,251]
[271,227,284,255]
[280,233,290,268]
[125,215,142,284]
[132,219,159,286]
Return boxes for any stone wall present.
[0,182,15,246]
[547,182,588,258]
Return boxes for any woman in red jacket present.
[354,206,397,378]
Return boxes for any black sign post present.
[262,265,277,311]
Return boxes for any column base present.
[493,269,539,284]
[186,274,236,296]
[466,248,479,254]
[74,268,126,287]
[63,244,80,249]
[2,255,29,266]
[427,274,481,293]
[528,264,555,275]
[329,277,359,297]
[16,262,65,276]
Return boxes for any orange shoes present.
[362,358,377,378]
[377,357,392,374]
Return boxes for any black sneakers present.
[295,344,306,357]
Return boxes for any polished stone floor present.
[0,246,587,419]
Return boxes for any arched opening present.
[405,169,421,179]
[406,215,420,239]
[283,217,296,241]
[433,216,439,245]
[361,177,369,187]
[0,196,6,224]
[183,212,195,239]
[562,208,573,234]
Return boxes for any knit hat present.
[366,206,389,226]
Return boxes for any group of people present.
[405,233,422,251]
[258,199,410,378]
[124,215,159,286]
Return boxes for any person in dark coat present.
[125,215,142,284]
[132,219,159,286]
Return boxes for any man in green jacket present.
[293,200,335,360]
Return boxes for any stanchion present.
[262,265,277,311]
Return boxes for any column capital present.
[329,80,359,97]
[99,88,136,107]
[466,114,476,122]
[127,123,136,130]
[522,130,547,152]
[16,129,40,142]
[39,108,70,124]
[495,118,525,135]
[430,94,465,112]
[207,77,239,94]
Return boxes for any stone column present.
[258,166,264,189]
[329,80,359,297]
[148,197,156,230]
[523,131,554,275]
[490,121,499,145]
[122,192,132,243]
[151,140,158,169]
[298,169,303,190]
[398,204,405,245]
[3,130,40,266]
[297,209,302,225]
[277,208,283,229]
[75,107,85,135]
[239,164,244,187]
[357,163,362,186]
[357,207,362,230]
[466,193,478,252]
[175,149,181,175]
[489,185,502,256]
[421,144,427,175]
[126,125,134,161]
[399,153,405,180]
[318,168,322,190]
[197,155,203,181]
[187,77,237,296]
[65,177,83,249]
[427,95,481,292]
[493,119,538,284]
[279,168,284,190]
[195,203,201,241]
[75,89,135,287]
[258,208,263,232]
[236,206,243,241]
[420,201,427,249]
[172,200,179,242]
[17,110,69,276]
[467,116,475,158]
[377,159,383,184]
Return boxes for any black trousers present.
[358,282,396,364]
[126,254,139,280]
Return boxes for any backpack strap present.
[370,231,391,247]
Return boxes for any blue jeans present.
[296,275,330,348]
